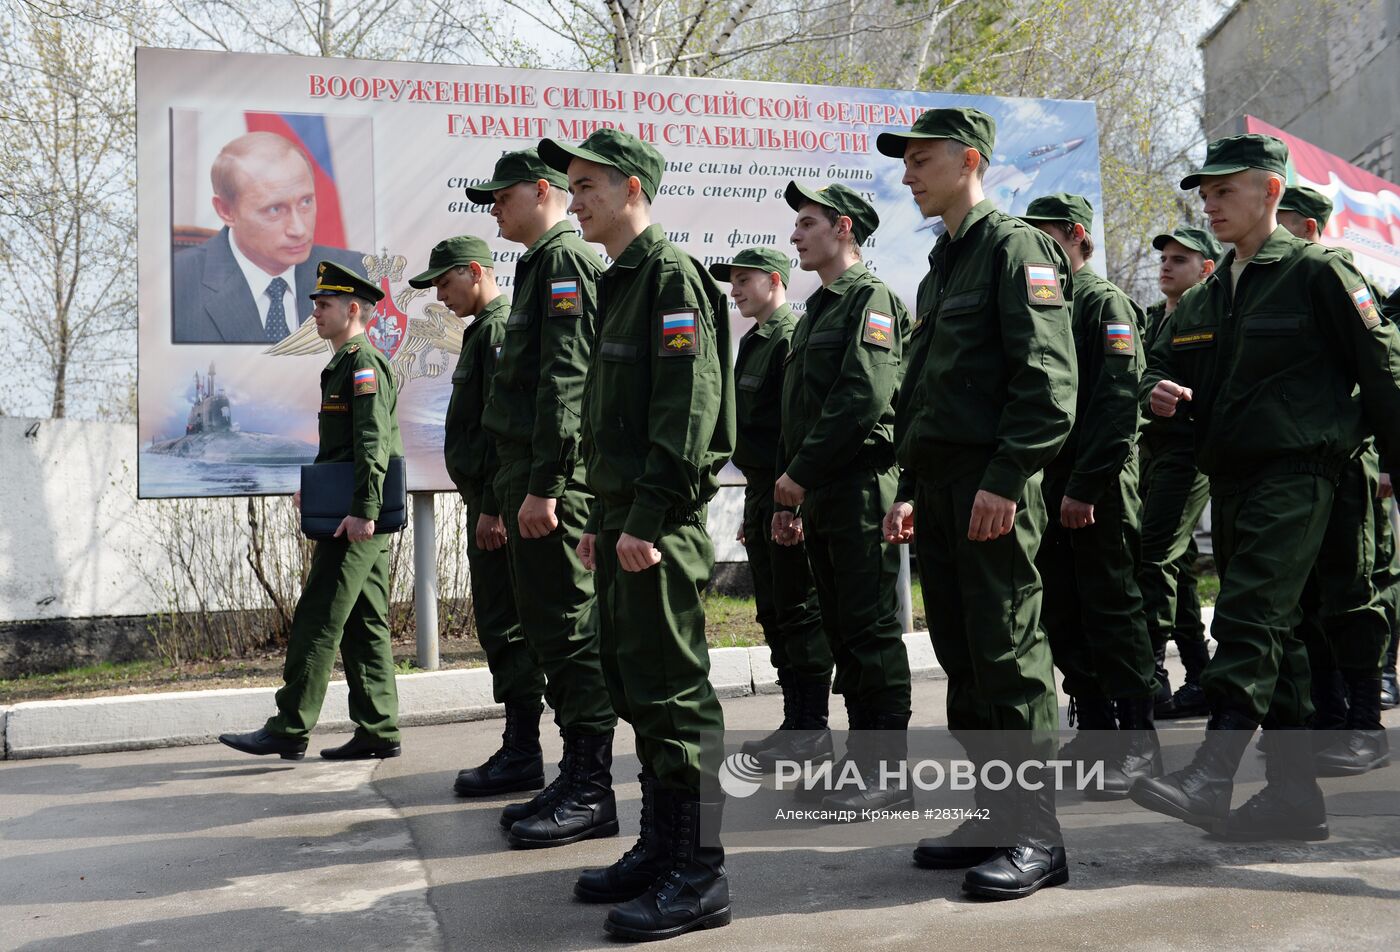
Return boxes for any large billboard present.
[136,48,1102,498]
[1245,115,1400,293]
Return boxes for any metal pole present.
[412,492,440,671]
[896,544,914,634]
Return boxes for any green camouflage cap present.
[464,148,569,205]
[1181,133,1289,189]
[408,235,494,288]
[875,106,997,160]
[708,247,791,286]
[1279,185,1333,227]
[309,260,384,303]
[539,128,664,201]
[1151,226,1224,263]
[784,181,880,246]
[1020,193,1095,230]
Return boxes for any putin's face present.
[215,149,318,275]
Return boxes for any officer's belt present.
[1207,457,1347,496]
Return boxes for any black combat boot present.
[1159,638,1211,719]
[1058,696,1116,765]
[753,675,834,769]
[575,770,669,902]
[604,796,731,941]
[794,696,865,802]
[453,699,545,797]
[741,668,796,757]
[1221,726,1329,841]
[1088,696,1162,801]
[914,778,1002,870]
[1129,707,1258,833]
[1315,675,1392,776]
[499,735,571,830]
[962,768,1068,900]
[820,710,913,814]
[508,729,619,848]
[1382,635,1398,710]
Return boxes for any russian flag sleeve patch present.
[1025,263,1063,305]
[862,309,895,349]
[353,366,378,396]
[1103,321,1134,355]
[659,309,701,356]
[550,277,582,315]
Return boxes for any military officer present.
[1021,193,1160,799]
[708,247,835,768]
[1273,184,1392,776]
[405,237,550,798]
[1141,227,1221,719]
[774,182,913,813]
[539,129,733,940]
[219,261,404,761]
[467,150,621,848]
[878,107,1077,899]
[1134,134,1400,841]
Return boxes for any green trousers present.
[914,465,1059,734]
[495,459,615,734]
[464,488,545,706]
[742,475,833,681]
[1205,471,1335,725]
[595,518,725,794]
[800,467,911,716]
[1138,441,1211,654]
[1297,450,1390,679]
[1039,456,1157,701]
[1375,493,1400,667]
[267,535,400,742]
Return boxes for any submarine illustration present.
[145,363,316,464]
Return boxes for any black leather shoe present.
[508,729,618,848]
[321,734,401,760]
[962,844,1068,899]
[1315,675,1392,776]
[1381,670,1398,710]
[913,815,1000,869]
[219,728,307,760]
[753,675,834,770]
[1156,681,1210,719]
[820,711,914,815]
[1088,697,1162,801]
[1130,708,1257,833]
[454,700,545,797]
[500,746,571,830]
[575,774,669,903]
[742,668,796,756]
[604,797,731,941]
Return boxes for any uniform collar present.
[746,302,793,340]
[520,219,575,265]
[930,199,996,264]
[326,333,367,371]
[822,261,869,297]
[609,224,665,272]
[1207,225,1296,293]
[463,294,510,342]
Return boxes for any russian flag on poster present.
[244,111,347,248]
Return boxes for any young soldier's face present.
[1158,240,1209,297]
[729,266,780,319]
[567,158,630,245]
[432,266,478,317]
[312,295,355,340]
[1199,171,1275,245]
[790,204,844,271]
[900,140,964,218]
[490,181,538,243]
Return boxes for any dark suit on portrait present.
[172,227,367,344]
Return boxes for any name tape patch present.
[659,309,700,356]
[1171,330,1216,348]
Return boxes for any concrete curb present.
[1,611,1215,760]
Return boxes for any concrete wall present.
[1202,0,1399,180]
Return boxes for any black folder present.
[300,457,407,540]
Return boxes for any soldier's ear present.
[1200,258,1216,278]
[468,261,484,281]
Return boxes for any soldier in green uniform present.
[1020,193,1160,799]
[1134,134,1400,841]
[539,129,733,940]
[708,247,834,768]
[469,150,621,847]
[773,182,913,812]
[406,238,550,799]
[1141,227,1221,719]
[220,261,404,761]
[1273,184,1392,776]
[878,108,1077,899]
